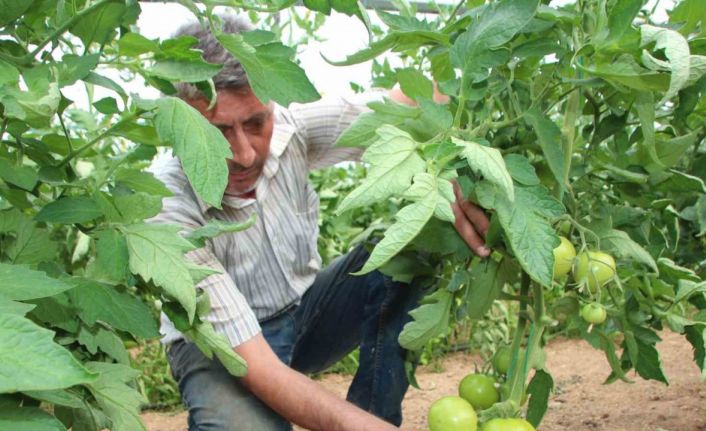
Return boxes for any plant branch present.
[23,0,113,63]
[58,111,141,167]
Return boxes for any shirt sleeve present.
[290,90,386,170]
[150,159,261,347]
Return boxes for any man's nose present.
[229,129,256,168]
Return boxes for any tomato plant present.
[1,0,705,430]
[428,396,478,431]
[459,373,499,410]
[492,346,512,375]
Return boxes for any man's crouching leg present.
[167,339,291,431]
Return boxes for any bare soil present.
[141,331,706,430]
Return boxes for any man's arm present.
[236,334,401,431]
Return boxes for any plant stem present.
[505,273,530,407]
[24,0,113,63]
[58,111,141,167]
[444,0,466,26]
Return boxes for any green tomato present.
[458,374,499,410]
[553,236,576,278]
[481,418,536,431]
[493,347,512,375]
[581,302,607,324]
[573,251,616,291]
[428,396,478,431]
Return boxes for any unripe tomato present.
[481,418,536,431]
[458,374,499,410]
[573,251,616,291]
[428,396,478,431]
[493,346,512,375]
[581,302,607,324]
[553,236,576,278]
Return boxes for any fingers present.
[452,201,491,257]
[452,181,491,236]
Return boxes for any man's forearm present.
[236,334,399,431]
[249,361,398,431]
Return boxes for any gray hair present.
[172,15,253,100]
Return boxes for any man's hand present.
[451,180,491,257]
[236,334,400,431]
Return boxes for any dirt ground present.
[141,331,706,430]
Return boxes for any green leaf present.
[685,324,706,378]
[184,321,248,376]
[325,31,449,66]
[0,313,97,392]
[597,228,658,272]
[0,297,35,315]
[123,223,198,323]
[186,214,257,248]
[69,279,160,339]
[634,338,668,384]
[641,24,692,103]
[398,289,453,351]
[396,68,433,100]
[0,262,73,301]
[35,196,102,224]
[581,54,669,92]
[356,173,452,275]
[6,217,57,265]
[148,60,222,83]
[83,72,128,102]
[675,280,706,305]
[110,122,163,146]
[595,0,645,49]
[0,158,38,190]
[303,0,331,14]
[0,0,32,26]
[93,97,120,115]
[85,362,147,431]
[456,138,514,202]
[669,0,706,37]
[217,34,320,106]
[70,1,131,47]
[114,168,172,197]
[118,32,159,56]
[0,406,67,431]
[504,154,540,186]
[461,257,511,320]
[23,389,85,409]
[476,183,563,286]
[524,108,566,191]
[88,229,130,284]
[0,59,19,85]
[56,54,100,87]
[526,369,554,427]
[154,97,231,208]
[335,100,420,148]
[337,125,425,214]
[450,0,539,77]
[110,192,163,224]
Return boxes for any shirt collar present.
[194,113,295,214]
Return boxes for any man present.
[153,15,491,431]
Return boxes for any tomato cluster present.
[552,236,615,324]
[427,365,535,431]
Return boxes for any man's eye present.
[244,120,263,131]
[217,126,229,134]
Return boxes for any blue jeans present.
[166,245,422,430]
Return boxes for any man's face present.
[186,87,274,195]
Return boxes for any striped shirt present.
[153,93,380,347]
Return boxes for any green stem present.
[58,111,141,167]
[23,0,113,63]
[444,0,466,26]
[453,93,466,129]
[58,115,74,153]
[504,273,530,408]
